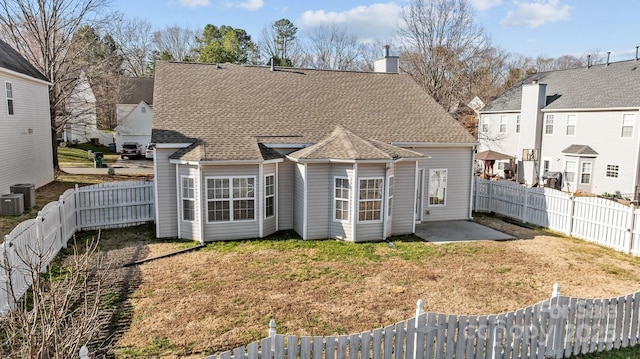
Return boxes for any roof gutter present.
[541,107,640,113]
[0,67,51,86]
[479,110,521,115]
[285,156,425,164]
[155,143,193,149]
[169,158,284,165]
[391,142,478,148]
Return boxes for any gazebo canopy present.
[475,150,514,161]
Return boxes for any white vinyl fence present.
[205,285,640,359]
[474,178,640,256]
[0,180,154,315]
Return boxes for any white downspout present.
[198,163,204,244]
[175,164,181,239]
[275,162,279,232]
[259,163,264,238]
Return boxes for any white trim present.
[427,168,448,208]
[352,164,358,239]
[155,143,192,149]
[180,175,196,222]
[259,164,264,237]
[383,169,394,239]
[541,107,640,113]
[412,162,418,232]
[579,161,592,185]
[170,158,284,165]
[264,173,276,220]
[204,176,257,223]
[566,114,577,136]
[0,67,51,86]
[391,142,477,147]
[197,163,204,243]
[275,162,279,231]
[544,114,555,136]
[302,163,308,239]
[285,156,419,164]
[153,150,160,236]
[4,81,14,116]
[479,110,521,115]
[175,164,181,238]
[468,148,475,219]
[333,176,350,223]
[356,177,384,223]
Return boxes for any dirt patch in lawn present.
[102,216,640,358]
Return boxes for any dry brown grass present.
[102,217,640,358]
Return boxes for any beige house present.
[151,55,477,242]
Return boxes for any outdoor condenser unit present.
[0,193,24,216]
[10,183,36,209]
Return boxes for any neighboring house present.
[151,52,477,243]
[478,59,640,199]
[0,40,54,194]
[59,71,111,145]
[114,77,154,150]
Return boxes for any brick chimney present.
[374,45,399,73]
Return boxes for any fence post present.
[58,195,67,249]
[545,283,564,358]
[522,186,529,224]
[269,318,276,352]
[413,299,424,359]
[79,345,89,359]
[2,238,14,312]
[625,203,635,254]
[35,215,47,273]
[74,184,81,231]
[566,194,575,237]
[488,180,493,212]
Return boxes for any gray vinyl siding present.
[391,161,417,236]
[0,72,53,195]
[178,165,201,240]
[200,164,260,241]
[330,164,354,240]
[278,159,294,230]
[305,164,331,239]
[263,163,277,237]
[155,147,179,238]
[415,146,474,222]
[354,164,385,242]
[293,163,305,237]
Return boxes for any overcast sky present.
[113,0,640,62]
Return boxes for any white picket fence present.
[473,178,640,256]
[0,180,154,315]
[205,285,640,359]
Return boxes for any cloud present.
[469,0,503,11]
[220,0,263,11]
[298,3,402,42]
[179,0,210,7]
[500,0,573,28]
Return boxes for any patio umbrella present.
[475,150,515,178]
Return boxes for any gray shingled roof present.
[0,40,48,82]
[118,77,154,104]
[482,60,640,112]
[289,126,423,161]
[562,144,599,156]
[152,62,476,161]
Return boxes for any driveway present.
[414,220,514,243]
[60,159,154,176]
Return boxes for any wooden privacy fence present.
[206,285,640,359]
[0,180,154,315]
[473,178,640,256]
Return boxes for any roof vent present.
[270,57,275,72]
[532,79,538,84]
[636,46,639,61]
[587,55,591,69]
[606,51,611,66]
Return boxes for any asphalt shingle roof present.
[152,62,476,161]
[0,40,48,82]
[482,60,640,112]
[562,144,599,156]
[118,77,154,104]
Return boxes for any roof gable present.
[0,40,48,82]
[118,77,154,104]
[152,62,475,161]
[483,60,640,112]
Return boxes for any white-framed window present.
[499,116,507,133]
[334,177,350,221]
[606,164,619,178]
[516,115,521,133]
[206,176,255,222]
[387,176,394,217]
[181,176,195,221]
[264,174,275,218]
[544,114,554,135]
[622,114,635,138]
[481,116,489,133]
[566,115,576,136]
[428,169,447,206]
[5,81,14,116]
[580,162,592,184]
[565,161,576,183]
[358,178,383,222]
[141,106,146,113]
[542,159,550,174]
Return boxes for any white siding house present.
[115,77,154,150]
[151,53,477,242]
[479,59,640,199]
[0,40,54,195]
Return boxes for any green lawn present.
[58,143,120,167]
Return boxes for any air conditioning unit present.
[0,193,24,216]
[10,183,35,209]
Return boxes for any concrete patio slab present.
[415,220,515,243]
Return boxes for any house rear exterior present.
[479,59,640,198]
[0,40,53,195]
[152,56,476,242]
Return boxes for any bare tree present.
[151,25,197,62]
[397,0,491,112]
[304,24,365,71]
[111,15,154,77]
[0,235,112,358]
[0,0,112,169]
[259,18,304,66]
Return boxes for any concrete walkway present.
[415,220,514,243]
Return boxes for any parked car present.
[145,143,155,160]
[120,142,141,159]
